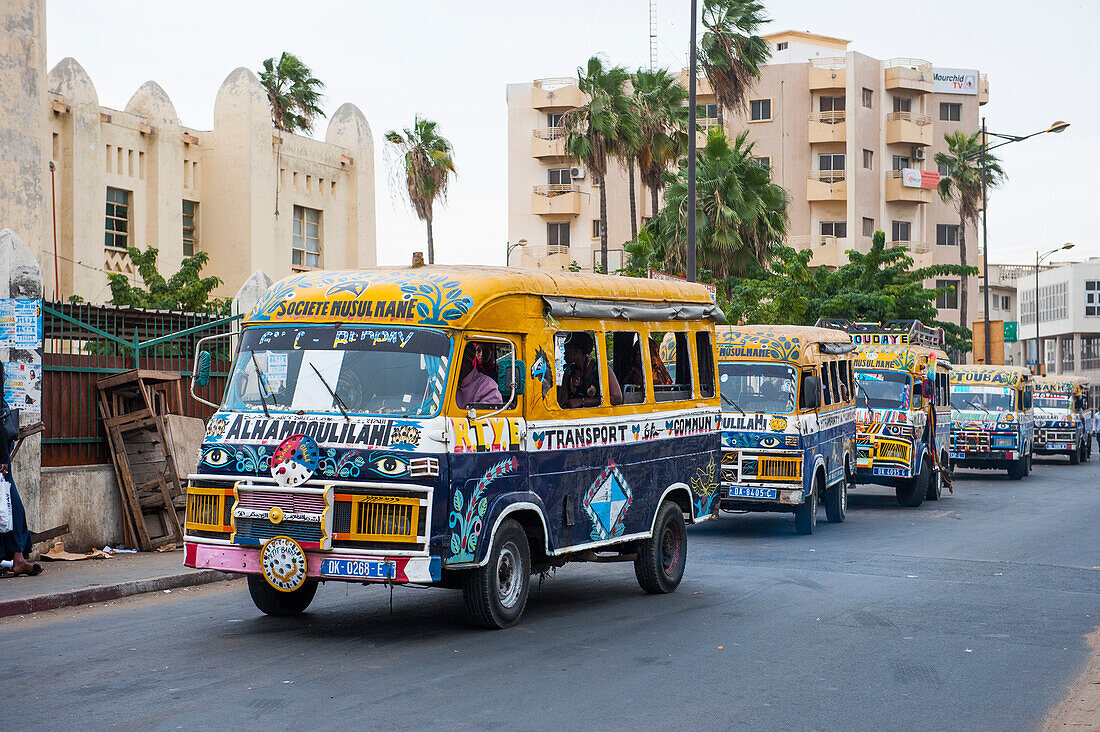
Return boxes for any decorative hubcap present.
[496,543,521,608]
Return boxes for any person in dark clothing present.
[0,362,39,577]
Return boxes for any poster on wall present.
[933,67,979,95]
[4,361,42,413]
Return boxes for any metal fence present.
[43,302,239,467]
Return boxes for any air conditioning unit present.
[912,148,926,161]
[570,165,586,180]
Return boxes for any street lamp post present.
[1034,242,1074,375]
[505,239,528,267]
[973,119,1070,363]
[686,0,698,283]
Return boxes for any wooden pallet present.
[97,370,186,551]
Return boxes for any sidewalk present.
[0,548,238,618]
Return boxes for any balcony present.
[980,74,989,105]
[887,239,931,255]
[532,184,582,216]
[531,127,567,159]
[886,111,932,146]
[884,58,933,93]
[885,170,931,204]
[678,69,714,97]
[809,57,846,90]
[696,117,722,145]
[788,235,848,268]
[806,171,846,202]
[808,111,846,144]
[532,78,584,109]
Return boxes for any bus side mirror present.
[193,350,212,387]
[802,375,821,409]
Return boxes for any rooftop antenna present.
[649,0,658,70]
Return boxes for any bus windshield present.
[718,363,797,415]
[1034,393,1072,411]
[855,369,911,410]
[950,384,1015,412]
[223,325,451,417]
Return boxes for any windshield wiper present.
[721,393,745,415]
[310,363,350,421]
[249,351,271,418]
[969,397,990,414]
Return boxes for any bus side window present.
[820,364,834,406]
[800,369,821,410]
[608,331,643,405]
[829,361,843,403]
[836,359,851,402]
[653,332,693,402]
[696,331,715,399]
[557,330,603,409]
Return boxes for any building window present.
[862,88,873,109]
[776,41,788,51]
[1083,337,1100,370]
[546,113,565,128]
[1062,336,1075,372]
[862,217,875,237]
[591,219,602,239]
[592,249,623,272]
[105,187,130,250]
[862,149,873,169]
[819,96,845,114]
[936,224,960,246]
[292,205,322,268]
[820,221,846,238]
[893,96,912,114]
[940,102,962,122]
[1020,281,1068,325]
[697,103,718,119]
[1085,280,1100,316]
[891,220,911,242]
[938,162,951,177]
[182,200,197,256]
[818,153,845,175]
[548,168,572,185]
[892,155,910,171]
[749,99,772,121]
[753,156,770,169]
[936,280,958,310]
[1001,295,1010,310]
[547,222,570,251]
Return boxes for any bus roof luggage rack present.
[813,318,945,349]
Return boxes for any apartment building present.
[1015,259,1100,405]
[1,0,376,304]
[506,30,989,332]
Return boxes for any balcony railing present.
[533,126,566,140]
[885,58,932,72]
[809,111,846,124]
[533,183,580,197]
[809,170,846,183]
[533,77,576,91]
[810,57,846,70]
[788,235,839,250]
[887,239,931,254]
[886,111,931,126]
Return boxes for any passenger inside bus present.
[609,332,646,404]
[456,342,503,408]
[560,331,622,408]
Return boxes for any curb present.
[0,569,241,618]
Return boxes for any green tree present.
[648,127,788,279]
[699,0,772,115]
[631,68,689,232]
[935,130,1006,334]
[108,247,228,315]
[258,52,326,134]
[563,56,639,273]
[385,116,457,265]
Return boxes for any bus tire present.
[926,459,943,501]
[463,519,531,629]
[824,470,847,524]
[794,479,819,535]
[247,574,318,616]
[896,458,927,508]
[1069,443,1081,465]
[634,500,687,594]
[1007,454,1029,480]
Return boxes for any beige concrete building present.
[2,0,377,304]
[507,30,990,334]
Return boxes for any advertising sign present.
[648,269,717,303]
[933,67,979,95]
[901,169,942,190]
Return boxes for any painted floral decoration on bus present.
[583,459,633,541]
[449,457,518,563]
[717,332,802,362]
[951,368,1024,386]
[691,457,719,516]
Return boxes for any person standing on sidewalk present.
[0,362,40,578]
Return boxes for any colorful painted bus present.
[1033,375,1092,463]
[716,325,857,535]
[820,320,953,508]
[184,267,723,628]
[949,365,1034,479]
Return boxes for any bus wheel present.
[247,575,318,616]
[926,460,943,501]
[794,480,819,535]
[1007,454,1029,480]
[1069,443,1081,465]
[824,471,847,524]
[896,459,927,508]
[463,519,531,629]
[635,500,687,594]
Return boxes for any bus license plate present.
[949,451,964,459]
[1046,443,1069,451]
[320,558,395,580]
[873,467,907,477]
[729,486,777,500]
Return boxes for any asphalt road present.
[4,458,1098,731]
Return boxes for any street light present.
[1033,242,1074,375]
[686,0,698,282]
[974,118,1070,363]
[505,239,528,267]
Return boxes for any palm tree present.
[385,116,457,265]
[631,68,689,229]
[563,57,638,273]
[258,52,326,134]
[698,0,772,115]
[935,130,1005,334]
[650,128,788,279]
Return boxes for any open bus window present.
[821,364,834,406]
[456,341,506,409]
[653,332,693,402]
[608,331,645,405]
[696,331,715,398]
[557,331,615,409]
[855,369,911,410]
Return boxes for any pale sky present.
[47,0,1098,269]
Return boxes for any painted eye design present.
[758,436,781,449]
[203,448,231,467]
[371,455,409,476]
